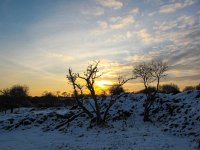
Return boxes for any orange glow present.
[94,80,113,94]
[96,80,112,88]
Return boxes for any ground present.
[0,91,199,150]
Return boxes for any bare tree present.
[133,60,168,121]
[78,61,103,124]
[67,61,133,125]
[66,68,93,118]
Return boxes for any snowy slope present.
[0,91,200,150]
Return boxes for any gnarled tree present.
[133,60,168,121]
[67,61,133,125]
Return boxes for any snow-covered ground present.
[0,90,199,150]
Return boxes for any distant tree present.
[42,91,55,97]
[160,83,180,94]
[0,88,10,96]
[61,92,68,97]
[56,91,60,97]
[0,89,10,113]
[9,85,29,98]
[183,86,195,92]
[0,85,29,113]
[133,60,168,121]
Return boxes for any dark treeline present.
[1,82,199,115]
[0,85,75,114]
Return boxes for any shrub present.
[109,85,125,95]
[160,83,180,94]
[196,83,200,90]
[0,85,30,113]
[137,86,157,94]
[183,86,195,92]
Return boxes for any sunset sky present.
[0,0,200,96]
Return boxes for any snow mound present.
[0,91,200,149]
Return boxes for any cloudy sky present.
[0,0,200,95]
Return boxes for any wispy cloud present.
[90,14,137,38]
[81,6,104,16]
[97,0,123,10]
[110,15,135,29]
[159,0,196,13]
[126,50,162,63]
[129,8,139,15]
[132,29,164,45]
[137,29,153,44]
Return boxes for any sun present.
[95,80,112,89]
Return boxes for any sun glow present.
[95,80,112,90]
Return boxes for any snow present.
[0,121,195,150]
[0,90,200,149]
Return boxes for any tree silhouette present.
[133,60,168,121]
[67,61,132,125]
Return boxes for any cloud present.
[97,0,123,10]
[154,21,178,31]
[129,8,139,15]
[135,29,163,45]
[159,0,196,13]
[148,11,156,16]
[98,59,133,81]
[126,31,133,39]
[127,50,162,63]
[110,15,135,29]
[137,29,152,44]
[81,7,104,16]
[177,15,196,29]
[91,15,136,37]
[154,14,196,32]
[97,21,108,29]
[46,52,75,62]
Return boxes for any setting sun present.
[95,80,112,90]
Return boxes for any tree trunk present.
[143,106,150,122]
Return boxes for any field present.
[0,90,200,150]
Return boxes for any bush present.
[0,85,30,113]
[160,83,180,94]
[196,83,200,90]
[183,86,195,92]
[109,85,125,95]
[137,86,157,94]
[9,85,29,98]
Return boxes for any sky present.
[0,0,200,96]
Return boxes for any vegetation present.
[160,83,180,94]
[1,60,199,126]
[183,86,195,92]
[195,83,200,90]
[0,86,74,113]
[66,61,132,125]
[109,84,125,95]
[0,85,30,113]
[133,60,168,121]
